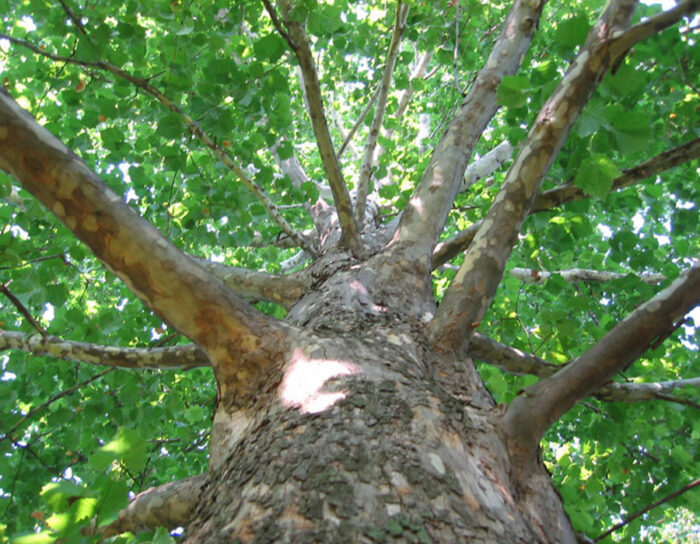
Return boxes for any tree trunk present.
[186,253,577,543]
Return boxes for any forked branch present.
[428,1,691,354]
[504,264,700,467]
[0,90,289,399]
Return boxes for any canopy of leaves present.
[0,0,697,542]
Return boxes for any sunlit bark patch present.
[279,347,360,413]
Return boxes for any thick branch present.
[89,474,208,537]
[197,259,310,309]
[610,0,699,55]
[510,267,666,285]
[0,329,208,370]
[355,2,409,230]
[470,332,560,377]
[0,89,289,399]
[391,0,545,261]
[272,1,363,256]
[532,136,700,212]
[460,140,514,192]
[433,137,700,268]
[504,264,700,466]
[0,34,318,258]
[471,332,700,405]
[429,1,640,354]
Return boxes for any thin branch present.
[391,0,546,263]
[598,378,700,407]
[428,0,640,354]
[470,332,560,377]
[532,136,700,213]
[1,368,114,443]
[509,267,666,285]
[504,264,700,468]
[269,1,363,256]
[433,137,700,268]
[0,34,318,259]
[339,84,381,159]
[0,282,47,335]
[57,0,87,35]
[0,329,209,370]
[594,479,700,543]
[355,1,409,230]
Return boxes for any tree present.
[0,0,698,541]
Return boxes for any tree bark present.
[182,251,578,543]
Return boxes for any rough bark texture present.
[186,251,577,543]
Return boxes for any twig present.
[269,1,364,256]
[0,282,47,335]
[594,479,700,542]
[1,368,114,443]
[58,0,87,35]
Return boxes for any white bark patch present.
[428,452,446,475]
[210,409,252,469]
[386,503,401,516]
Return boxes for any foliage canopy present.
[0,0,698,542]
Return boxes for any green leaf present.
[554,15,590,49]
[497,76,532,108]
[88,427,148,472]
[156,113,185,140]
[573,155,621,199]
[254,34,287,62]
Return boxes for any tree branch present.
[355,1,409,230]
[504,264,700,467]
[609,0,699,57]
[509,267,666,285]
[197,259,309,309]
[433,137,700,268]
[428,0,641,354]
[0,89,290,400]
[87,474,208,537]
[594,478,700,543]
[0,282,47,335]
[460,140,514,192]
[0,329,208,370]
[0,34,318,259]
[390,0,545,262]
[2,368,114,443]
[471,332,700,406]
[269,1,363,256]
